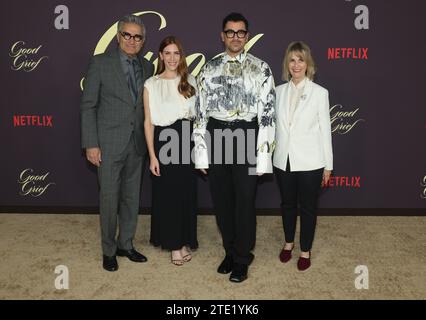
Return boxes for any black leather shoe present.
[103,255,118,272]
[229,263,248,283]
[217,255,233,274]
[116,248,147,263]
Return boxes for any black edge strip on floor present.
[0,207,425,216]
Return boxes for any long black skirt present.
[150,119,198,250]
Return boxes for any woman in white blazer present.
[273,41,333,271]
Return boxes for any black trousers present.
[274,158,323,252]
[207,118,258,265]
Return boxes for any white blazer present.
[273,79,333,172]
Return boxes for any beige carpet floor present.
[0,214,424,300]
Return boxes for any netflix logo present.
[328,48,368,60]
[323,176,361,188]
[13,115,53,127]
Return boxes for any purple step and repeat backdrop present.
[1,0,425,213]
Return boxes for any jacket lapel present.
[292,79,313,126]
[136,56,148,105]
[111,48,134,106]
[283,83,291,128]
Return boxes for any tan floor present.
[0,214,424,300]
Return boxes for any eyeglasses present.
[223,29,248,39]
[120,31,144,42]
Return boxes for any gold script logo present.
[80,11,264,89]
[421,176,426,199]
[330,104,365,134]
[18,168,55,197]
[9,41,48,72]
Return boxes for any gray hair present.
[117,14,146,40]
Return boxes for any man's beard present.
[227,42,243,53]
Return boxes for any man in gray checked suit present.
[80,15,154,272]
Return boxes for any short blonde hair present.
[282,41,316,81]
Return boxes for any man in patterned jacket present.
[194,12,276,283]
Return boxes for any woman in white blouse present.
[273,41,333,271]
[143,36,198,266]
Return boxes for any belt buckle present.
[227,120,237,127]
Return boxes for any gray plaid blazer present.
[80,47,154,156]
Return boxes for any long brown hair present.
[156,36,195,99]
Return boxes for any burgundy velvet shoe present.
[279,244,294,263]
[297,252,311,271]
